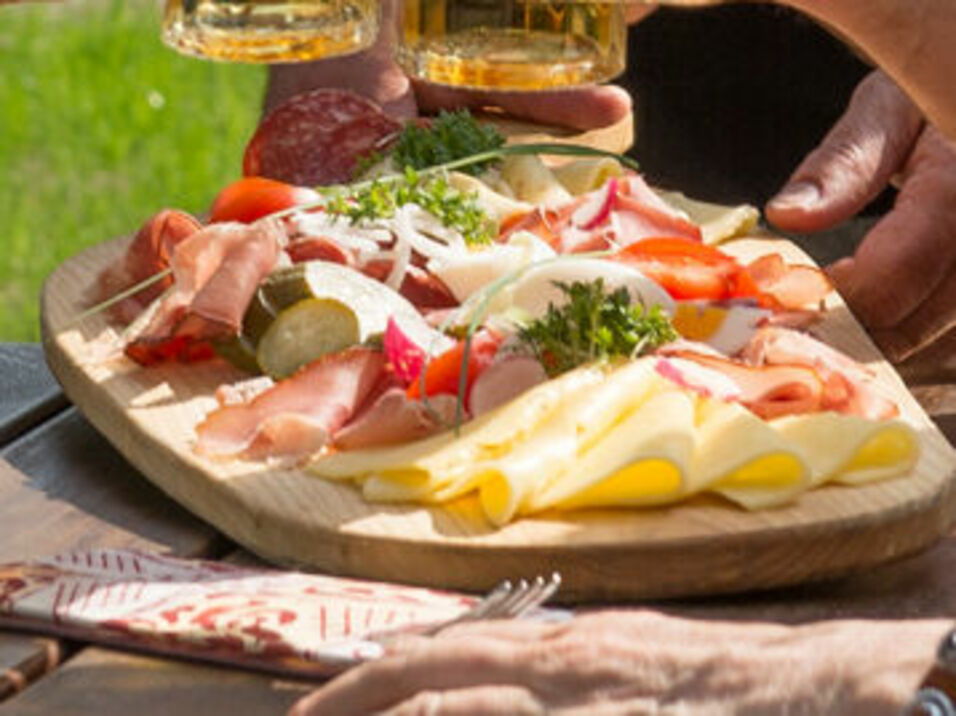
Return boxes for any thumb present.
[766,71,923,233]
[413,82,632,132]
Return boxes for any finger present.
[869,268,956,363]
[766,71,923,233]
[293,637,532,715]
[825,127,956,330]
[434,618,566,643]
[413,82,633,131]
[382,686,544,716]
[626,5,657,24]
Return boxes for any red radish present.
[384,318,427,385]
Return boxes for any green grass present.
[0,0,265,340]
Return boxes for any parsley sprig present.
[518,279,677,378]
[324,167,494,246]
[391,111,506,176]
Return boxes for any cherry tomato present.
[208,177,320,224]
[406,331,502,402]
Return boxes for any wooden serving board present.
[41,235,956,603]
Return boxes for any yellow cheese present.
[690,399,809,509]
[771,413,919,487]
[530,389,694,512]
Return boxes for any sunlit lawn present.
[0,0,265,340]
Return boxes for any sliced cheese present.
[690,399,810,509]
[530,389,695,512]
[552,158,625,196]
[499,155,573,207]
[656,190,760,245]
[771,413,919,487]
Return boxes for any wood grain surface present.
[40,235,956,602]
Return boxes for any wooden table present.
[0,342,954,714]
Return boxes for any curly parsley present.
[518,279,677,377]
[324,168,494,246]
[390,110,506,176]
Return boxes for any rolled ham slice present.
[125,219,283,365]
[95,209,202,325]
[196,347,386,460]
[746,254,832,310]
[741,327,899,420]
[334,389,459,450]
[661,350,825,420]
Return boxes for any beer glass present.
[162,0,381,63]
[396,1,629,91]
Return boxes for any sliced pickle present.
[221,261,450,376]
[257,298,360,379]
[214,334,261,374]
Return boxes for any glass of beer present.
[162,0,381,63]
[396,1,629,91]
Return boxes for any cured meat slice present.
[334,389,458,450]
[95,209,202,325]
[125,219,283,365]
[746,254,832,309]
[196,347,387,460]
[741,327,899,420]
[242,89,402,187]
[660,350,825,420]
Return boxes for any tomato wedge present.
[209,177,320,224]
[406,331,502,402]
[613,237,763,302]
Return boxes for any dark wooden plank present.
[0,344,68,446]
[0,410,226,563]
[0,409,230,702]
[0,634,66,702]
[0,648,316,716]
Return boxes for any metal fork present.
[371,572,563,643]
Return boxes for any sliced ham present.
[95,210,202,325]
[609,193,702,246]
[361,261,458,310]
[499,177,701,254]
[125,219,283,365]
[468,355,548,417]
[740,327,899,420]
[195,347,386,460]
[660,350,825,420]
[746,254,832,310]
[334,389,458,450]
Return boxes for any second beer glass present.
[397,1,628,91]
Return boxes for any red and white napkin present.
[0,549,476,676]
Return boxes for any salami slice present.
[243,89,403,187]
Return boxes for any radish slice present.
[384,317,427,385]
[571,178,618,230]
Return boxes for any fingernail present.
[769,181,821,210]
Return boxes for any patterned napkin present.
[0,549,477,677]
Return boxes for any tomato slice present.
[614,237,762,301]
[406,331,502,402]
[209,177,320,224]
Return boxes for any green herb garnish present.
[518,279,677,378]
[325,167,494,246]
[391,110,506,176]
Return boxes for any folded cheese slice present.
[689,398,810,510]
[528,389,695,513]
[770,412,919,487]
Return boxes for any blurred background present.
[0,0,265,340]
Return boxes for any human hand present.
[289,610,944,715]
[766,71,956,363]
[265,1,658,130]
